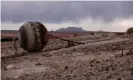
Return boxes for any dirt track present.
[1,35,133,80]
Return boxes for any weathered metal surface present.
[18,21,49,52]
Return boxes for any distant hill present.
[1,30,18,33]
[55,27,87,32]
[1,30,18,38]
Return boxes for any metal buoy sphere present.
[18,21,49,52]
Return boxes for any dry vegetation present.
[126,27,133,34]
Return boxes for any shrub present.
[90,32,94,35]
[73,33,77,37]
[126,27,133,34]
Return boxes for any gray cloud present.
[1,1,133,23]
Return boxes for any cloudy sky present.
[1,1,133,32]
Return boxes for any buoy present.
[18,21,49,52]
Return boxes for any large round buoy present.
[18,21,49,52]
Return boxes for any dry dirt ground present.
[1,34,133,80]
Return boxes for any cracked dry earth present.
[1,35,133,80]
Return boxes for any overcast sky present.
[1,1,133,32]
